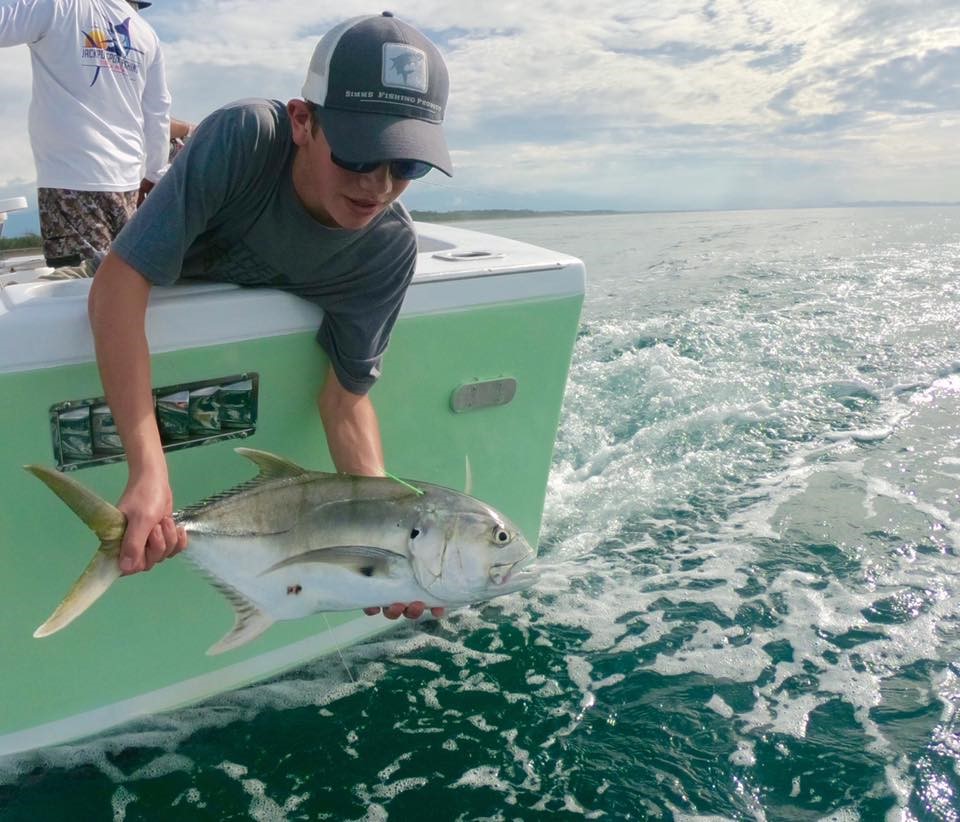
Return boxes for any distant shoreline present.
[3,202,959,243]
[408,209,624,222]
[410,201,960,223]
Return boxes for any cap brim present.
[313,108,452,177]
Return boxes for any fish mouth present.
[492,556,539,593]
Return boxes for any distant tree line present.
[409,209,621,222]
[0,233,42,251]
[1,209,624,248]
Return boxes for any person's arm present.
[0,0,55,46]
[170,117,194,141]
[317,366,443,620]
[316,365,385,476]
[88,251,186,574]
[140,41,172,184]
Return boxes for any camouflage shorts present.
[37,187,138,267]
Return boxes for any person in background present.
[165,116,194,167]
[0,0,171,269]
[88,12,453,621]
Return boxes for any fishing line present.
[321,613,356,684]
[383,470,424,496]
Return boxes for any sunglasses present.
[330,154,433,180]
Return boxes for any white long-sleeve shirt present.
[0,0,171,190]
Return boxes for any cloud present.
[2,0,960,227]
[0,48,35,186]
[844,47,960,113]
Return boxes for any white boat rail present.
[0,196,27,237]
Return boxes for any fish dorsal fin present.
[178,448,320,521]
[202,574,275,655]
[234,448,311,481]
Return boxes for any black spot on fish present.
[286,584,302,595]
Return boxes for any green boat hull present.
[0,223,583,755]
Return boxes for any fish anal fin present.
[207,608,274,656]
[233,448,312,481]
[205,576,275,655]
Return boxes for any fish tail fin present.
[24,464,126,638]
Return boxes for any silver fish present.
[25,449,538,654]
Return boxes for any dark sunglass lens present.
[331,154,380,174]
[331,153,432,179]
[390,160,432,180]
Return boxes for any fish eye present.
[410,528,421,539]
[492,526,512,545]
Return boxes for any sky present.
[2,1,959,234]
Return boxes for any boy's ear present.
[287,99,314,145]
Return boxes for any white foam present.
[214,759,310,821]
[823,428,892,443]
[730,741,756,767]
[111,786,138,821]
[707,695,735,719]
[449,765,513,795]
[171,787,205,808]
[368,776,429,802]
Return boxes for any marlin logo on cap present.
[382,44,428,92]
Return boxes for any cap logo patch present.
[382,43,428,93]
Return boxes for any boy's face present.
[287,100,411,230]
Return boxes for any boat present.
[0,196,585,756]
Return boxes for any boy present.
[88,12,452,620]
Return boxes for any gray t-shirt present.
[112,98,418,395]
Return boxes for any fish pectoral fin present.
[206,578,275,655]
[260,545,400,578]
[234,448,316,481]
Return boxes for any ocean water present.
[2,207,960,820]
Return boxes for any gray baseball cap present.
[302,12,452,176]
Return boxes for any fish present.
[24,448,538,655]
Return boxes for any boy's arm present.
[316,365,385,477]
[88,251,187,574]
[317,366,443,620]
